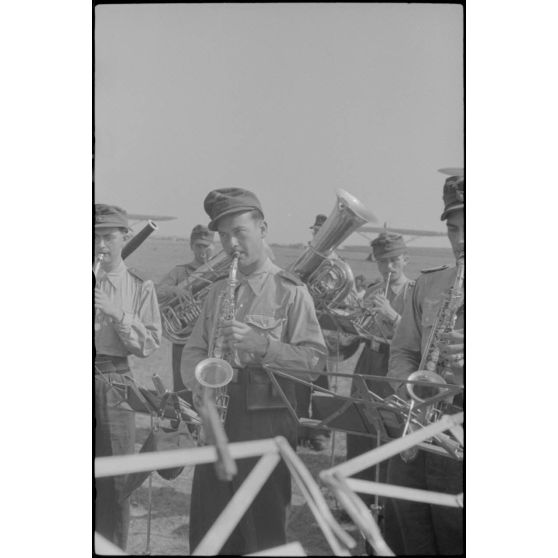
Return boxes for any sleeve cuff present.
[114,311,132,330]
[262,338,280,364]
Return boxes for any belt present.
[95,354,130,374]
[229,367,271,385]
[365,338,391,355]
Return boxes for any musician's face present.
[217,211,267,273]
[94,227,128,267]
[446,210,464,259]
[191,240,214,265]
[375,254,408,283]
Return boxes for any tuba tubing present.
[289,189,374,309]
[290,189,374,281]
[160,250,234,344]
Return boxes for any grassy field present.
[120,238,453,555]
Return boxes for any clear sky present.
[95,3,463,245]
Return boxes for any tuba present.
[400,252,465,462]
[193,250,240,424]
[160,250,233,344]
[290,189,374,309]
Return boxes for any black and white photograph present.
[7,1,558,556]
[93,3,464,555]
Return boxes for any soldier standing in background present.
[346,232,414,553]
[156,224,215,392]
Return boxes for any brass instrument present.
[400,253,464,462]
[194,250,240,424]
[289,189,374,310]
[160,250,233,344]
[350,271,393,342]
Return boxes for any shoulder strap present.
[421,264,449,274]
[277,269,304,286]
[127,267,145,282]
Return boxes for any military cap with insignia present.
[310,214,328,230]
[370,232,407,261]
[204,188,264,231]
[190,224,215,244]
[95,204,130,230]
[438,168,464,220]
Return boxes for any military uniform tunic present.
[95,262,161,550]
[386,265,464,556]
[181,257,326,555]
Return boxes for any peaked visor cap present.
[95,204,129,230]
[204,188,264,231]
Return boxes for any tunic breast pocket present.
[244,314,285,341]
[421,298,441,328]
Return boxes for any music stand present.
[264,365,463,457]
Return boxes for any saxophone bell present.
[195,358,234,389]
[406,369,449,404]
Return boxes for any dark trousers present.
[172,343,186,392]
[346,343,404,554]
[189,382,297,555]
[386,452,464,555]
[94,372,136,551]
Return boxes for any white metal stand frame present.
[320,412,464,556]
[95,436,356,556]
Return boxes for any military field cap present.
[439,168,465,220]
[204,188,264,231]
[371,232,407,260]
[95,204,129,230]
[310,214,328,230]
[190,224,215,244]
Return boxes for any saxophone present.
[194,250,240,424]
[399,252,464,462]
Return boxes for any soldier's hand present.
[439,329,464,360]
[221,319,268,357]
[94,288,121,321]
[371,293,398,321]
[439,329,464,382]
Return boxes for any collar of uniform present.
[389,275,410,296]
[102,260,127,288]
[237,257,275,296]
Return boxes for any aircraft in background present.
[349,222,447,260]
[127,213,177,227]
[357,223,446,243]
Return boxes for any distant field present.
[121,237,453,555]
[126,237,453,284]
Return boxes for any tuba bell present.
[160,250,233,344]
[289,189,374,309]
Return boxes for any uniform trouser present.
[346,343,404,555]
[386,452,463,555]
[171,343,186,392]
[94,372,136,551]
[189,382,297,555]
